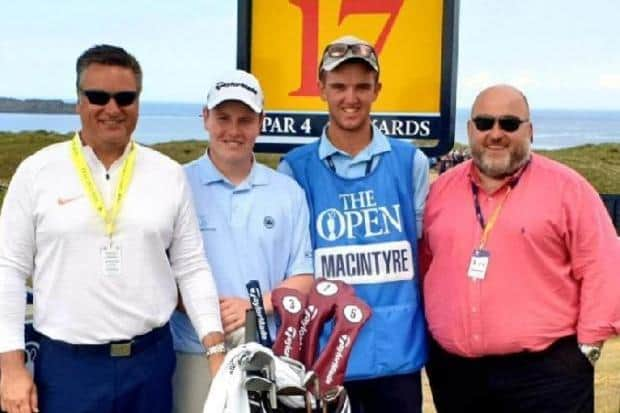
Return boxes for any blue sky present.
[1,0,619,109]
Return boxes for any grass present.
[538,143,620,194]
[0,131,619,410]
[0,131,67,181]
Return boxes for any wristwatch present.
[205,342,226,358]
[579,344,601,365]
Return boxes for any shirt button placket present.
[469,280,483,354]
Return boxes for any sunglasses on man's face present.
[471,115,529,133]
[81,90,138,107]
[324,43,376,59]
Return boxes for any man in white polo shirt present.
[0,44,225,413]
[169,69,314,412]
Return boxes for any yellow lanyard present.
[477,187,511,249]
[69,133,137,237]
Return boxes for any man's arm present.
[201,332,226,377]
[0,160,38,413]
[170,171,224,374]
[568,177,620,347]
[412,150,430,239]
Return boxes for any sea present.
[1,103,618,150]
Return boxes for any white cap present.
[320,35,379,73]
[206,69,264,113]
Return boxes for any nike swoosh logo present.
[57,195,83,205]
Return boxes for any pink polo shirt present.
[420,154,620,357]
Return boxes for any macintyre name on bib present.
[315,241,413,284]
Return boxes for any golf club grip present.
[271,287,307,360]
[244,308,258,343]
[299,279,355,368]
[311,297,372,397]
[246,280,273,347]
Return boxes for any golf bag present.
[203,278,371,413]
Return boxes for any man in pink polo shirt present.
[420,84,620,413]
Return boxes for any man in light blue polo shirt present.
[278,35,430,413]
[170,69,314,413]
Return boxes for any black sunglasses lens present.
[83,90,136,107]
[473,117,495,131]
[84,91,111,105]
[498,117,521,132]
[114,91,137,107]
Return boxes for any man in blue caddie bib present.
[278,34,430,413]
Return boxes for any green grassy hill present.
[1,131,619,206]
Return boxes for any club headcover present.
[310,296,372,397]
[299,279,355,368]
[271,287,307,360]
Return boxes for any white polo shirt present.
[0,138,222,352]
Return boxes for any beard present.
[471,138,531,179]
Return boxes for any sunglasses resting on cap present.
[471,115,529,132]
[320,35,379,72]
[324,43,376,59]
[80,89,138,107]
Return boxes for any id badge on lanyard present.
[101,242,122,277]
[468,248,490,280]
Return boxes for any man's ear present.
[318,80,327,102]
[202,107,210,129]
[373,81,382,100]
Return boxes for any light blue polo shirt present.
[170,154,314,353]
[278,125,429,238]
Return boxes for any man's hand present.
[207,352,225,378]
[219,297,251,334]
[0,352,38,413]
[202,332,226,378]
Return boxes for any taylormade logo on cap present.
[206,69,264,113]
[214,81,258,95]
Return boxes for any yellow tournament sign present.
[237,0,459,156]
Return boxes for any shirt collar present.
[198,151,268,188]
[467,156,533,192]
[78,132,134,170]
[318,124,391,161]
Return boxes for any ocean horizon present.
[1,103,619,150]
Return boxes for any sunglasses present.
[81,89,138,107]
[471,115,529,132]
[324,43,376,59]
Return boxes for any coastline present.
[2,107,619,149]
[0,97,75,114]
